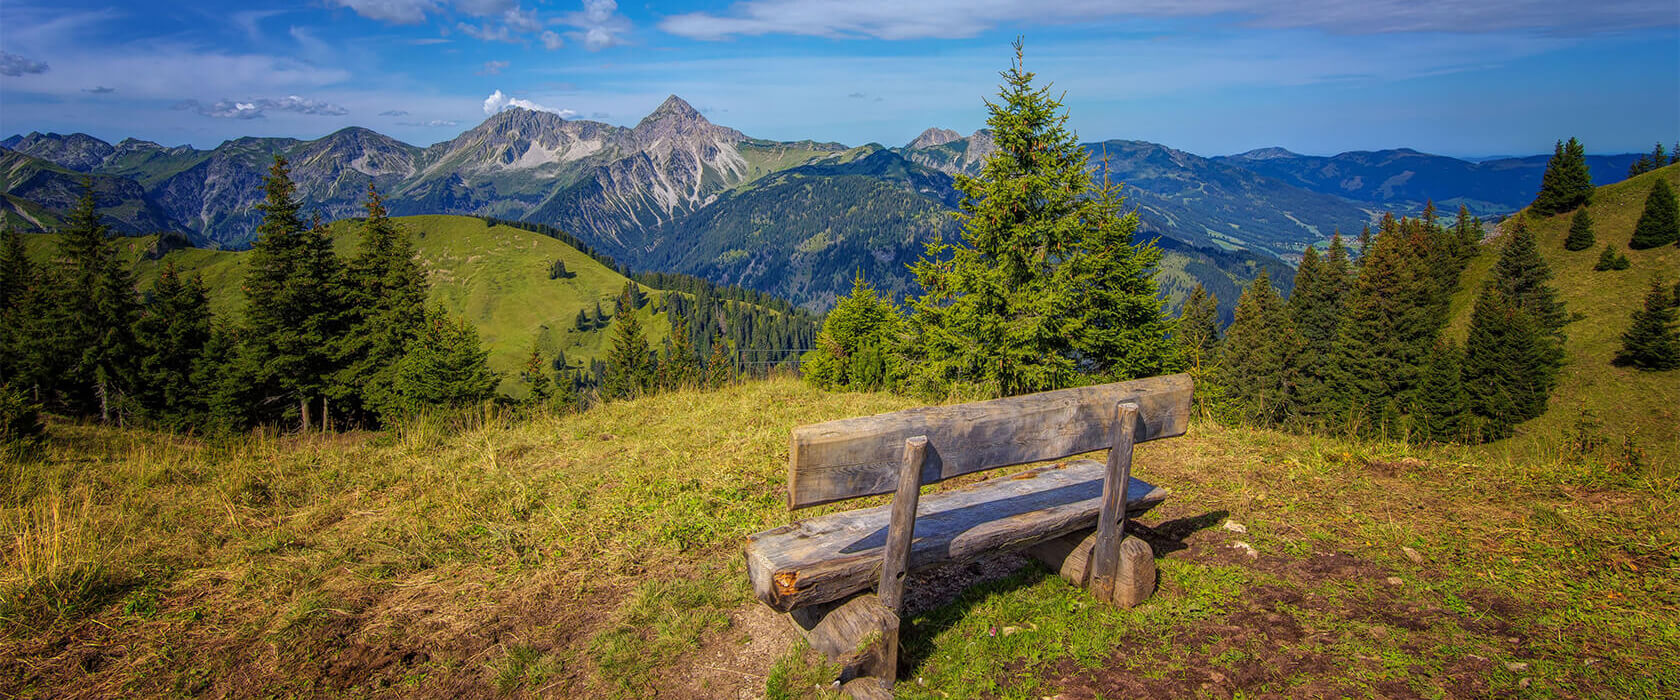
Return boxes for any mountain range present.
[1,96,1652,314]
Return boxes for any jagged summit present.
[644,95,703,122]
[907,127,962,150]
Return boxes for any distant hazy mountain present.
[0,147,177,234]
[1216,147,1646,216]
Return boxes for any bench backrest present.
[787,373,1193,509]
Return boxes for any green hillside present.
[1449,164,1680,468]
[21,215,672,391]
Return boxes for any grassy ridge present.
[20,215,673,392]
[2,379,1674,697]
[1448,164,1680,470]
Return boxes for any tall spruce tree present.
[1453,205,1483,262]
[1413,339,1469,444]
[1563,208,1596,251]
[1215,270,1297,426]
[1630,178,1679,249]
[1532,137,1593,216]
[603,308,654,399]
[904,41,1177,397]
[242,156,347,430]
[1489,219,1569,383]
[1290,235,1352,420]
[1614,277,1680,370]
[705,338,733,389]
[336,185,429,423]
[390,305,498,413]
[132,263,213,429]
[54,180,139,421]
[0,226,37,386]
[1326,215,1438,430]
[1462,284,1550,439]
[1174,283,1221,372]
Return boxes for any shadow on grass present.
[1129,509,1229,556]
[891,509,1230,680]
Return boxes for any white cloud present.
[482,89,575,117]
[0,51,50,76]
[541,31,565,49]
[567,0,630,50]
[331,0,439,25]
[398,119,461,127]
[478,60,509,75]
[379,109,410,116]
[659,0,1676,40]
[176,95,350,119]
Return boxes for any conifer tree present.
[1490,219,1569,378]
[390,305,497,413]
[1215,270,1297,426]
[1291,235,1352,419]
[575,308,591,331]
[603,308,653,399]
[805,273,903,391]
[1614,277,1680,370]
[904,41,1176,397]
[0,226,37,385]
[0,225,29,312]
[1174,283,1220,372]
[1654,143,1668,169]
[1461,285,1544,440]
[1630,178,1678,249]
[132,263,213,428]
[54,180,139,421]
[336,185,428,423]
[1532,137,1593,216]
[1454,206,1482,260]
[592,300,607,328]
[705,339,733,389]
[1594,244,1631,271]
[243,156,347,430]
[1413,339,1469,444]
[664,316,700,389]
[520,342,553,406]
[1563,208,1596,251]
[1326,216,1438,429]
[553,368,579,411]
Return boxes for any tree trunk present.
[300,396,311,433]
[98,378,109,424]
[322,396,329,433]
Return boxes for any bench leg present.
[1090,402,1140,603]
[787,593,899,685]
[1028,528,1157,608]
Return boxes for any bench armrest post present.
[1090,402,1139,603]
[878,435,928,615]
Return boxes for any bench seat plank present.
[745,459,1168,612]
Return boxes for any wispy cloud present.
[379,109,410,116]
[0,51,50,76]
[660,0,1676,40]
[175,95,350,119]
[82,85,115,94]
[398,119,460,127]
[482,89,574,117]
[478,60,509,75]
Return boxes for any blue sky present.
[1,0,1675,157]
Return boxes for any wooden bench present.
[743,374,1194,695]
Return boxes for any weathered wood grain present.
[1089,402,1139,603]
[787,593,898,684]
[841,677,894,700]
[745,459,1168,612]
[1027,529,1157,607]
[787,373,1193,509]
[878,436,927,614]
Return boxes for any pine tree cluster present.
[1198,204,1566,443]
[1630,178,1679,250]
[1531,138,1593,217]
[1626,142,1678,178]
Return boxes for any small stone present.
[1519,678,1531,689]
[1230,541,1259,558]
[1223,520,1248,533]
[1402,546,1424,564]
[1506,662,1529,672]
[1385,576,1404,586]
[1002,626,1022,636]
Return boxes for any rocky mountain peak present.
[646,95,702,122]
[908,127,962,150]
[1,131,116,171]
